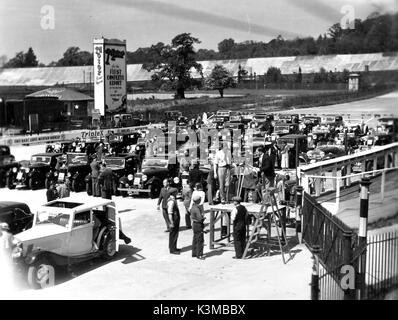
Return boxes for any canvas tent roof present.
[24,87,93,101]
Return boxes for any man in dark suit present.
[90,156,101,197]
[157,178,172,232]
[231,196,250,259]
[167,188,181,254]
[98,163,114,200]
[188,161,203,188]
[259,145,276,193]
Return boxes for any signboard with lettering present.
[93,38,127,116]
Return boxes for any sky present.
[0,0,397,64]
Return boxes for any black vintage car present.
[48,152,91,192]
[118,155,180,198]
[94,154,141,197]
[8,153,63,190]
[0,201,33,234]
[107,132,142,155]
[0,145,19,188]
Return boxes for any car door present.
[106,203,119,252]
[67,210,94,256]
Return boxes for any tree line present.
[1,12,397,69]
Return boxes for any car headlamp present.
[128,174,134,181]
[125,183,129,187]
[173,177,180,184]
[12,167,17,173]
[142,175,148,182]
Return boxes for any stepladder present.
[242,188,293,264]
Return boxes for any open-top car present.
[12,198,122,289]
[8,153,63,190]
[118,155,180,198]
[0,201,33,234]
[0,145,19,188]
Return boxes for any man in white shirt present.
[214,142,232,204]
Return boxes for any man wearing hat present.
[190,194,205,259]
[231,196,250,259]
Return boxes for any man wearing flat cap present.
[190,194,205,259]
[231,196,250,259]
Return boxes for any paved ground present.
[318,171,398,230]
[0,188,312,300]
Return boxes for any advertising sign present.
[93,38,127,116]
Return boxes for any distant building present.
[1,87,93,132]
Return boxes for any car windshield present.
[31,156,51,165]
[36,210,70,227]
[104,158,125,168]
[274,125,290,133]
[142,158,168,168]
[67,154,88,165]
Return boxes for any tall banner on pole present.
[93,38,127,116]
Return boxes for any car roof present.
[0,201,30,210]
[279,134,308,139]
[33,153,63,157]
[42,198,115,212]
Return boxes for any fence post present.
[357,177,371,300]
[310,245,321,300]
[296,186,303,244]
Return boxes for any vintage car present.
[306,144,346,164]
[12,198,122,289]
[51,153,91,192]
[107,131,142,155]
[273,122,299,137]
[276,113,299,124]
[100,154,140,197]
[45,140,74,154]
[0,201,33,234]
[118,155,180,198]
[0,145,19,188]
[8,153,63,190]
[321,115,344,127]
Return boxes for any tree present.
[3,47,38,68]
[56,47,93,66]
[266,67,283,83]
[143,33,203,99]
[205,64,235,97]
[237,64,248,83]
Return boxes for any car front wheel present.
[6,176,15,189]
[149,184,160,199]
[27,258,55,289]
